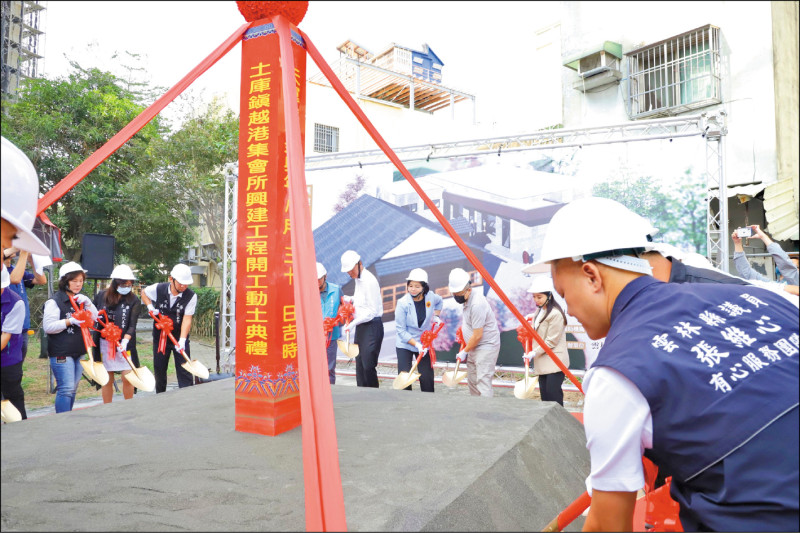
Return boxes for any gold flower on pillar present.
[235,1,309,25]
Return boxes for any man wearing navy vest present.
[538,197,798,532]
[141,264,198,393]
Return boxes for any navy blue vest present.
[594,276,799,530]
[1,289,24,366]
[152,282,194,340]
[47,291,89,358]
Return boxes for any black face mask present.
[453,293,467,304]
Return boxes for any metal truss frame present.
[219,164,238,371]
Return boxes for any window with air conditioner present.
[313,123,339,153]
[627,25,721,119]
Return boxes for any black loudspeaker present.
[81,233,115,279]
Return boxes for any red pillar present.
[234,19,306,436]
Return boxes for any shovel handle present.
[123,351,142,380]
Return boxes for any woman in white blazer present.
[394,268,442,392]
[523,275,569,405]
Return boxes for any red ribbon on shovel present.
[150,311,174,355]
[67,294,96,354]
[420,321,445,365]
[96,309,122,360]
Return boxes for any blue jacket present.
[394,291,443,351]
[320,281,342,342]
[1,289,24,367]
[595,276,799,531]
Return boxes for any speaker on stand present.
[81,233,116,298]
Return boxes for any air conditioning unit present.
[563,41,623,92]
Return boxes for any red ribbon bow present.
[67,294,96,354]
[322,316,339,348]
[516,321,533,354]
[336,301,354,325]
[456,327,466,352]
[419,321,445,366]
[96,309,123,360]
[152,312,174,354]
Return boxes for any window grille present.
[627,25,721,119]
[313,123,339,153]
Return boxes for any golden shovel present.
[176,345,210,380]
[336,324,359,360]
[514,357,539,400]
[121,350,156,392]
[80,343,109,387]
[0,399,22,423]
[393,349,426,390]
[441,358,467,388]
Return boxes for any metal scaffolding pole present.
[702,112,729,272]
[220,165,238,373]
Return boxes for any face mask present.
[453,293,467,304]
[118,286,132,295]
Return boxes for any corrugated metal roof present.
[313,194,450,286]
[763,179,799,241]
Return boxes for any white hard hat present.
[527,275,553,294]
[1,137,49,256]
[170,263,193,285]
[340,250,360,272]
[59,261,87,280]
[537,197,655,273]
[448,268,471,293]
[316,262,327,279]
[1,264,9,289]
[406,268,428,284]
[110,264,136,281]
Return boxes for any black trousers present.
[1,361,27,420]
[396,347,434,392]
[354,318,383,388]
[539,372,564,406]
[154,338,194,393]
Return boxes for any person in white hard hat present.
[317,262,342,384]
[522,275,569,406]
[340,250,383,388]
[394,268,443,393]
[140,264,198,392]
[0,137,49,255]
[42,261,99,413]
[448,267,500,397]
[92,264,141,403]
[539,196,798,532]
[2,263,28,419]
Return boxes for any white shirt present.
[2,299,25,334]
[348,268,382,327]
[43,293,99,334]
[144,283,197,316]
[583,365,653,495]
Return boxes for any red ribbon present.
[516,318,534,354]
[151,312,174,354]
[336,301,354,325]
[419,321,445,366]
[96,309,123,361]
[456,327,466,352]
[322,316,339,348]
[67,294,96,354]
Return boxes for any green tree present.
[592,173,670,226]
[157,96,239,255]
[0,61,194,268]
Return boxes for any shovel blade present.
[182,360,210,380]
[337,339,359,359]
[81,359,109,387]
[441,371,467,388]
[1,399,22,423]
[514,375,539,400]
[124,366,156,392]
[392,371,420,390]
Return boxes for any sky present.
[42,1,561,129]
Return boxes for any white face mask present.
[117,286,132,295]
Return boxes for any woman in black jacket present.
[93,264,141,403]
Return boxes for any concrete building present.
[530,1,798,274]
[1,0,45,99]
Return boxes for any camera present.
[736,227,753,238]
